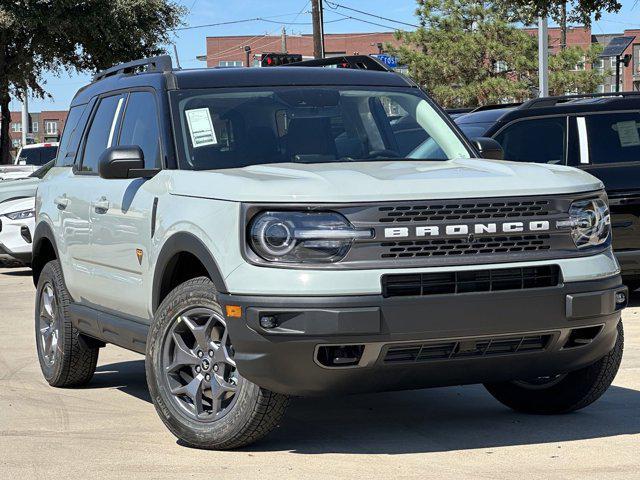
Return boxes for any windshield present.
[172,87,471,170]
[17,146,58,166]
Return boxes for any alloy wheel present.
[161,307,240,422]
[38,283,59,367]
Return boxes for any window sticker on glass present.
[185,108,218,148]
[615,120,640,147]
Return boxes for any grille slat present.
[378,200,552,223]
[379,234,552,259]
[382,265,560,297]
[384,334,553,364]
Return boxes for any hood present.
[0,177,39,204]
[0,196,35,215]
[168,158,604,203]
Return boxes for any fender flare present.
[31,221,59,286]
[152,232,228,312]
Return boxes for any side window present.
[56,104,89,167]
[584,113,640,165]
[78,94,125,173]
[118,91,161,168]
[494,117,567,164]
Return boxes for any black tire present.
[35,260,99,387]
[624,280,640,293]
[485,321,624,414]
[146,276,289,450]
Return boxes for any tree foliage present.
[0,0,185,163]
[498,0,621,26]
[389,0,608,108]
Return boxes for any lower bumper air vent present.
[384,333,553,364]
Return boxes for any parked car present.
[454,93,640,290]
[0,143,58,180]
[32,55,626,450]
[0,196,35,265]
[0,161,53,204]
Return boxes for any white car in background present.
[0,197,35,265]
[0,142,58,180]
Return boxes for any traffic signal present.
[261,53,303,67]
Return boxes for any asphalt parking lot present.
[1,266,639,480]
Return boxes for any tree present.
[0,1,185,163]
[498,0,621,26]
[549,44,607,95]
[389,0,608,108]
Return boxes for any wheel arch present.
[31,221,59,287]
[152,232,228,313]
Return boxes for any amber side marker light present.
[226,305,242,318]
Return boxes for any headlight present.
[248,211,373,264]
[5,209,35,221]
[557,196,611,249]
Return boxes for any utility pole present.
[281,26,287,54]
[560,2,567,50]
[538,16,549,97]
[21,90,28,148]
[311,0,325,59]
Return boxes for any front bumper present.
[220,275,627,396]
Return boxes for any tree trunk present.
[0,87,10,164]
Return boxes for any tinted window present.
[18,146,58,166]
[119,92,161,168]
[56,104,89,167]
[494,117,566,164]
[79,95,125,173]
[585,113,640,165]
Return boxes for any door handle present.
[92,197,110,213]
[54,196,69,210]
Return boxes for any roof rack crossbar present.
[520,91,640,109]
[93,55,173,82]
[283,55,392,72]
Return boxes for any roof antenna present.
[172,43,182,70]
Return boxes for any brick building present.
[5,110,68,152]
[205,31,399,68]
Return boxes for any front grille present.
[379,234,551,259]
[378,200,552,223]
[382,265,560,297]
[384,333,553,364]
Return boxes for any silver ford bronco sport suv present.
[32,55,628,450]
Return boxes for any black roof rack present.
[470,102,522,113]
[284,55,392,72]
[93,55,173,83]
[520,91,640,109]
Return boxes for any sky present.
[19,0,640,112]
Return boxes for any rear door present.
[568,112,640,252]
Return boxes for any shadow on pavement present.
[0,268,31,276]
[90,358,640,454]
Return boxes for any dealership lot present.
[1,265,638,479]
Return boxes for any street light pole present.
[538,16,549,97]
[21,91,28,147]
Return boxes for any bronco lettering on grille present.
[384,221,551,239]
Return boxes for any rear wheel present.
[146,277,289,450]
[35,260,99,387]
[485,322,624,414]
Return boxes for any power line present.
[324,0,419,28]
[324,9,402,30]
[173,11,308,31]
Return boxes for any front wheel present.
[485,321,624,414]
[146,277,289,450]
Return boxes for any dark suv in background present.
[455,92,640,290]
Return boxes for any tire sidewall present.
[146,278,261,448]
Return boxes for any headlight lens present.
[5,209,35,221]
[249,211,373,263]
[559,197,611,249]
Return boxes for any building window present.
[218,60,243,67]
[12,138,21,148]
[494,60,508,73]
[11,122,21,132]
[32,121,38,133]
[45,120,58,135]
[597,84,605,93]
[595,58,604,72]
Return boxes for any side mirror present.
[472,137,504,161]
[98,146,155,179]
